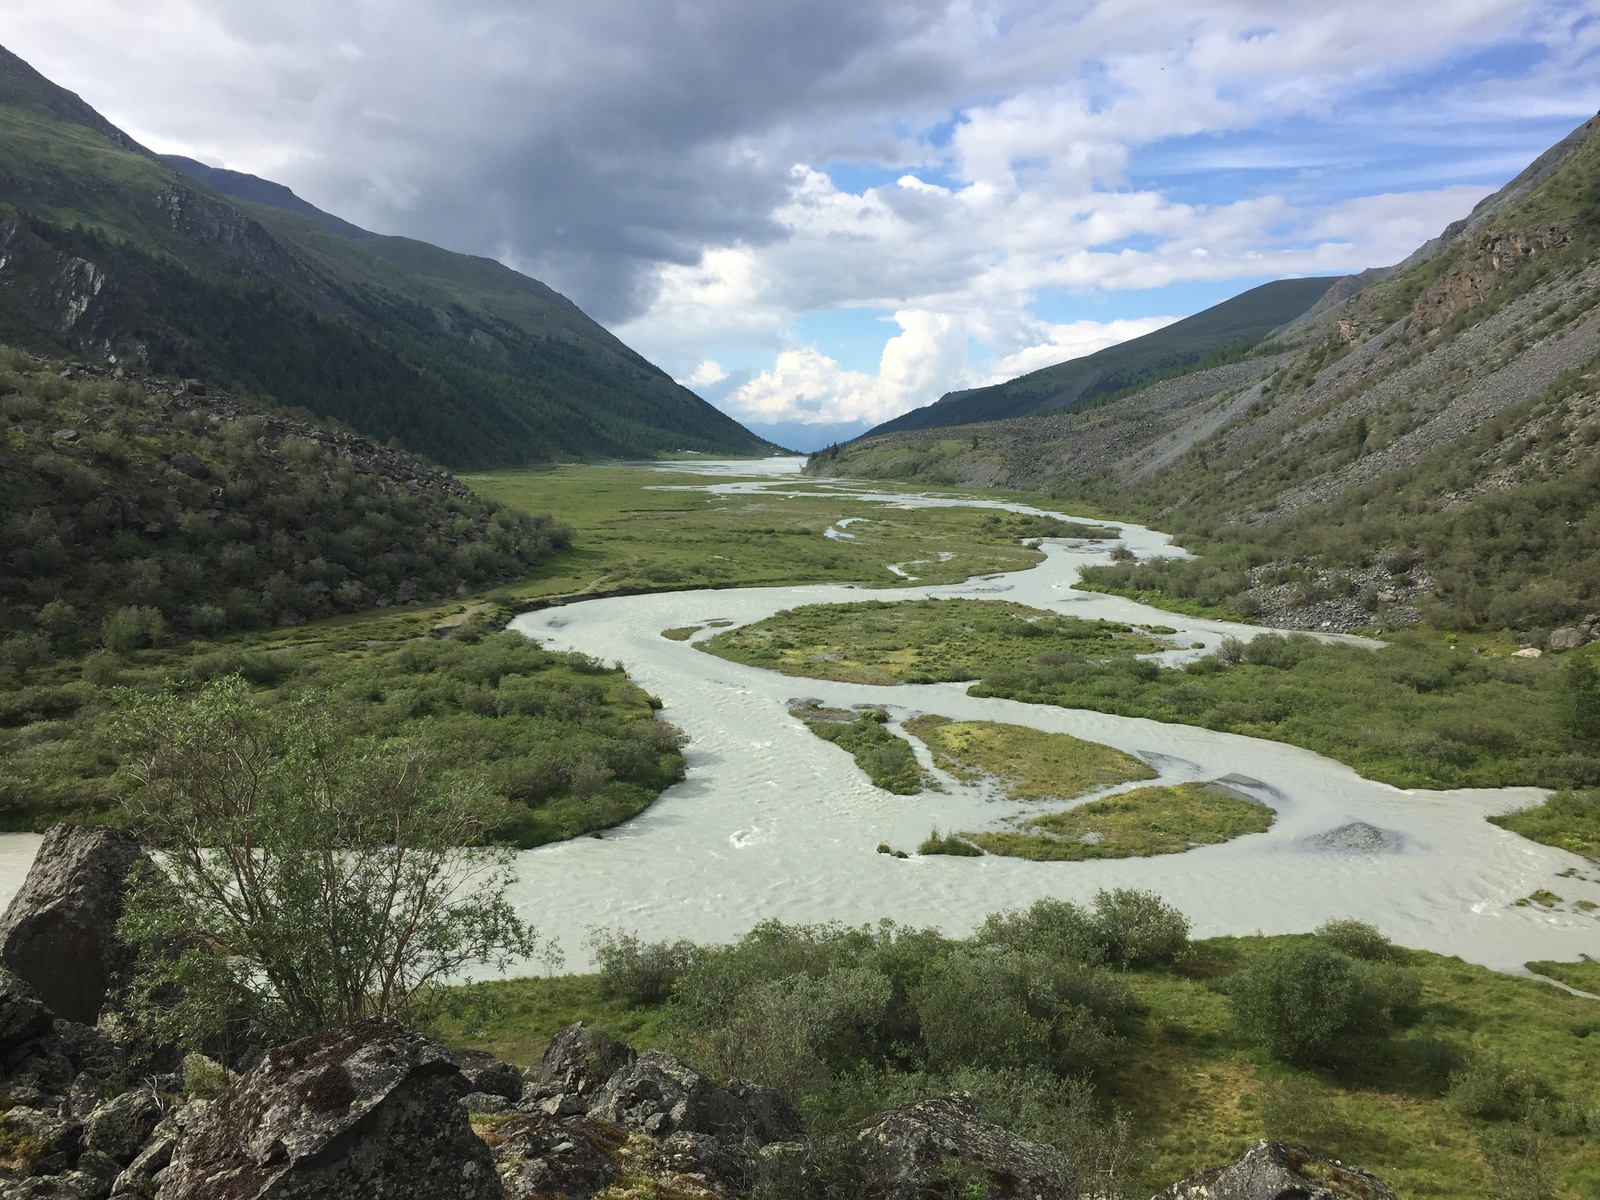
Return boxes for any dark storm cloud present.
[193,0,971,320]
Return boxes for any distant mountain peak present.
[163,157,375,242]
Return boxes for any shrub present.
[915,950,1123,1078]
[590,930,695,1005]
[1092,889,1190,967]
[101,605,165,655]
[1315,918,1397,961]
[1448,1053,1556,1121]
[975,899,1105,966]
[0,633,52,678]
[113,676,537,1049]
[699,967,893,1095]
[918,828,981,856]
[1228,941,1392,1066]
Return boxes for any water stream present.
[1,458,1594,977]
[496,458,1599,974]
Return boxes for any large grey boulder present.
[860,1094,1075,1200]
[1155,1140,1398,1200]
[586,1048,802,1146]
[522,1021,636,1114]
[0,826,148,1024]
[154,1018,499,1200]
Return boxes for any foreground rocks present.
[1157,1140,1400,1200]
[0,827,149,1026]
[0,1003,1407,1200]
[862,1094,1075,1200]
[156,1018,498,1200]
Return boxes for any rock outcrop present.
[1157,1140,1399,1200]
[860,1093,1076,1200]
[155,1018,499,1200]
[587,1048,802,1146]
[492,1114,624,1200]
[521,1021,636,1115]
[0,826,148,1025]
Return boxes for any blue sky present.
[8,1,1599,442]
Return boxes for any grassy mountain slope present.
[0,44,772,467]
[815,112,1600,639]
[864,277,1337,437]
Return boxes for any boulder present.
[860,1094,1075,1200]
[586,1048,801,1146]
[0,826,149,1025]
[155,1018,499,1200]
[523,1022,636,1113]
[0,967,56,1054]
[1155,1140,1398,1200]
[1550,626,1588,650]
[82,1090,162,1165]
[451,1049,524,1101]
[492,1114,623,1200]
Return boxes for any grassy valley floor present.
[463,465,1084,601]
[698,597,1173,685]
[965,782,1277,861]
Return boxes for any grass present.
[965,782,1275,861]
[698,597,1172,686]
[789,703,927,794]
[918,827,983,856]
[974,631,1600,791]
[0,604,684,843]
[464,466,1078,602]
[1489,790,1600,858]
[901,714,1156,800]
[435,935,1600,1198]
[660,626,701,641]
[1527,955,1600,995]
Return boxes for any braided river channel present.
[4,457,1597,978]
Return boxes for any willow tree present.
[112,675,537,1050]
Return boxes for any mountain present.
[0,45,774,467]
[863,276,1340,437]
[812,112,1600,636]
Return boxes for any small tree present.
[101,605,165,655]
[1229,941,1391,1067]
[113,675,538,1050]
[1557,656,1600,745]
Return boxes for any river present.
[496,458,1597,976]
[0,458,1593,978]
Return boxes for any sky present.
[6,2,1599,446]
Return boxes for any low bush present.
[1449,1053,1557,1122]
[590,930,696,1005]
[1228,941,1395,1067]
[1315,918,1398,961]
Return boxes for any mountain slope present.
[0,44,772,467]
[814,112,1600,637]
[864,276,1338,437]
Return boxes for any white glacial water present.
[493,458,1600,974]
[0,457,1593,979]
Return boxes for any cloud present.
[6,0,1599,427]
